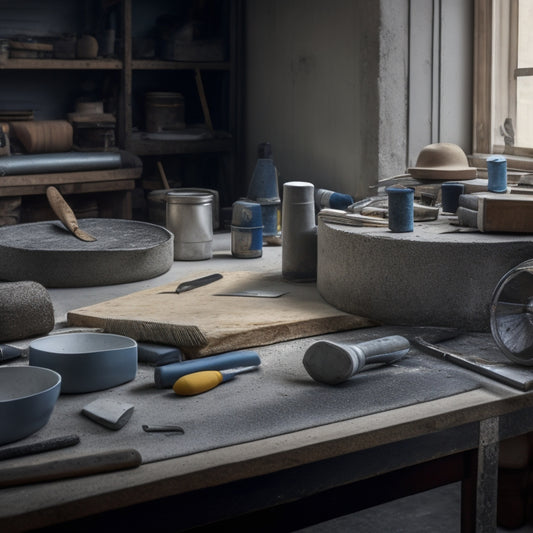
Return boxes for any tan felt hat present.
[408,142,477,180]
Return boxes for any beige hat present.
[408,142,476,180]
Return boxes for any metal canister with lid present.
[166,191,213,261]
[231,200,263,258]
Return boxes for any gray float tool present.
[303,335,410,385]
[0,281,55,342]
[82,399,135,430]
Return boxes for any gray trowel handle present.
[355,335,411,366]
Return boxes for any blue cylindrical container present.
[231,200,263,258]
[486,155,507,192]
[315,188,354,210]
[441,182,465,214]
[247,156,281,236]
[247,159,279,201]
[386,187,414,232]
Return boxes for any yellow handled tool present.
[173,366,258,396]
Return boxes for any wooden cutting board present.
[67,271,376,358]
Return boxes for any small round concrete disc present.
[0,219,174,287]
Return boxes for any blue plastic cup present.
[441,182,465,214]
[231,200,263,227]
[486,155,507,192]
[386,187,414,232]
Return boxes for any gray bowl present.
[29,332,137,394]
[0,366,61,445]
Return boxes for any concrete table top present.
[2,232,533,532]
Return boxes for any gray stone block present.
[317,218,533,332]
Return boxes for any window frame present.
[473,0,533,162]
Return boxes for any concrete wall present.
[408,0,473,166]
[244,0,473,200]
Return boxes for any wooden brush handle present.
[46,186,81,234]
[0,448,142,488]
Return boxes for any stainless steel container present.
[166,192,213,261]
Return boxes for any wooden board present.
[67,271,376,358]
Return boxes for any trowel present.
[46,186,97,241]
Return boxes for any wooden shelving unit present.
[119,0,244,204]
[0,0,244,208]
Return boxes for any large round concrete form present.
[317,219,533,332]
[0,219,173,287]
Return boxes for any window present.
[474,0,533,158]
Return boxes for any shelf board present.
[132,59,230,71]
[0,58,123,70]
[127,133,233,156]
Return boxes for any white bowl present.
[0,366,61,445]
[29,332,137,393]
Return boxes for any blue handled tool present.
[154,349,261,388]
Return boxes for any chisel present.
[173,366,258,396]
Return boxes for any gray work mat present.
[2,327,484,465]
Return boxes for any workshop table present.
[1,232,533,533]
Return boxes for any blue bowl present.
[30,332,137,394]
[0,366,61,445]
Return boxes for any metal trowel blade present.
[214,290,288,298]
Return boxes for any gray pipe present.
[0,152,123,176]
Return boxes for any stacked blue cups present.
[231,200,263,258]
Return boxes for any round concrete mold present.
[317,218,533,332]
[0,219,173,287]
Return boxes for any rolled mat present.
[0,152,123,176]
[0,282,55,341]
[11,120,73,154]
